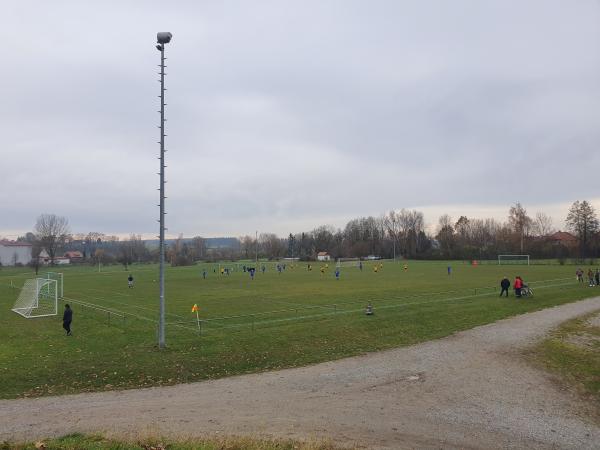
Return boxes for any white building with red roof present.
[317,251,331,261]
[0,240,32,266]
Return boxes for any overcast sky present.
[1,1,599,239]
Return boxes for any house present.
[547,231,578,247]
[53,257,71,265]
[64,251,83,262]
[38,250,70,265]
[0,241,32,266]
[316,252,331,261]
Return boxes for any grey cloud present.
[1,0,599,238]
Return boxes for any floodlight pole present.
[156,32,172,349]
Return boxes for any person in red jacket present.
[514,276,523,298]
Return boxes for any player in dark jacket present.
[63,304,73,336]
[500,277,510,297]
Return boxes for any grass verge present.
[1,433,343,450]
[531,310,600,420]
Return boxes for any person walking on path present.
[500,277,510,297]
[514,276,523,298]
[62,304,73,336]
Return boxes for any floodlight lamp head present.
[157,32,172,44]
[156,44,162,51]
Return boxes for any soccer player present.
[447,266,452,275]
[320,266,326,275]
[202,270,207,279]
[359,261,363,271]
[403,264,408,272]
[335,268,340,280]
[127,274,134,288]
[365,302,373,316]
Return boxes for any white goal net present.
[46,272,64,298]
[498,255,530,265]
[11,278,58,318]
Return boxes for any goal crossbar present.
[498,255,530,265]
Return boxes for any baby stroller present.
[520,283,534,298]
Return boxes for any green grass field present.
[0,260,598,399]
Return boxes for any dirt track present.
[2,297,600,449]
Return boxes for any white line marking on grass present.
[85,287,131,297]
[68,291,188,321]
[191,281,581,334]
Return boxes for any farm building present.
[38,250,70,265]
[0,241,32,266]
[317,252,331,261]
[547,231,578,247]
[64,251,83,262]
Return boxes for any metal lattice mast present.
[156,32,172,349]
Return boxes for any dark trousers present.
[500,287,509,297]
[63,320,72,335]
[515,288,522,297]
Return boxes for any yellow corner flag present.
[191,304,199,313]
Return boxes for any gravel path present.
[2,297,600,449]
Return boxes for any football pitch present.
[0,260,595,399]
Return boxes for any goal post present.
[498,255,530,265]
[336,258,361,268]
[46,272,63,298]
[12,278,58,318]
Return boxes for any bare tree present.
[383,211,401,260]
[397,209,424,258]
[259,233,286,259]
[191,236,206,260]
[435,214,455,258]
[531,212,554,237]
[34,214,70,264]
[508,202,532,253]
[240,235,255,259]
[566,200,599,258]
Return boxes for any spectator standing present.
[63,304,73,336]
[500,277,510,297]
[514,276,523,298]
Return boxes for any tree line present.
[14,200,599,267]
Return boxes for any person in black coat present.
[63,304,73,336]
[500,277,510,297]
